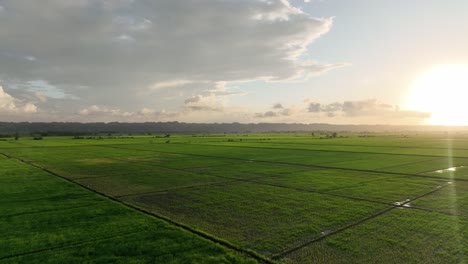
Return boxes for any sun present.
[405,64,468,126]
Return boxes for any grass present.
[283,209,467,264]
[412,181,468,216]
[253,169,445,203]
[124,181,386,255]
[2,132,468,263]
[0,157,256,263]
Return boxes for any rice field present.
[1,132,468,263]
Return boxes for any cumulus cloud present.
[76,80,249,121]
[71,97,430,125]
[0,0,342,118]
[22,103,38,113]
[0,87,16,112]
[0,86,37,114]
[79,105,132,117]
[181,82,245,113]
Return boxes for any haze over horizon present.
[1,0,467,125]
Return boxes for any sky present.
[1,0,467,125]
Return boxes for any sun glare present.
[406,64,468,126]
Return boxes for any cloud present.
[11,80,79,100]
[0,87,16,112]
[113,16,153,31]
[256,111,279,118]
[342,99,393,117]
[138,107,156,115]
[150,80,197,91]
[71,97,430,125]
[0,0,341,117]
[115,34,135,43]
[251,98,430,124]
[76,80,248,121]
[79,105,132,117]
[308,102,321,112]
[306,99,431,120]
[77,104,175,122]
[184,96,202,105]
[256,102,295,118]
[35,92,48,103]
[0,86,37,113]
[273,103,284,109]
[177,82,246,113]
[183,89,227,112]
[22,103,38,113]
[24,55,36,61]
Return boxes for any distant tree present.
[332,132,338,138]
[32,134,43,140]
[14,132,19,141]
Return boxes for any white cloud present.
[138,107,155,115]
[181,82,247,112]
[0,86,16,111]
[22,103,38,113]
[0,0,342,119]
[0,86,38,113]
[149,80,197,91]
[79,105,132,117]
[71,97,430,125]
[183,94,223,112]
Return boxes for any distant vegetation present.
[1,122,468,137]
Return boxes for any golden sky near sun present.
[406,64,468,126]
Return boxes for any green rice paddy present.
[1,132,468,263]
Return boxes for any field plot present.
[124,181,386,255]
[283,209,467,264]
[2,133,468,263]
[0,155,255,263]
[412,181,468,216]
